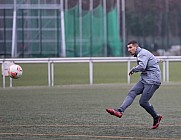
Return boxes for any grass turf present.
[0,84,181,139]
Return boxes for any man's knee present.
[128,90,137,99]
[139,99,150,108]
[139,99,146,107]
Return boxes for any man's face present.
[127,44,137,56]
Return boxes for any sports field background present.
[0,84,181,139]
[1,62,181,87]
[0,61,181,139]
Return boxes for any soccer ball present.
[8,64,23,79]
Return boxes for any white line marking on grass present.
[0,124,181,127]
[0,133,180,140]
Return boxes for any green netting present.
[107,9,122,56]
[64,5,122,57]
[3,4,122,58]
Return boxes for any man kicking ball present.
[106,40,163,129]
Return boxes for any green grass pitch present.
[0,84,181,139]
[0,61,181,139]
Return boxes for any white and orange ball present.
[8,64,23,79]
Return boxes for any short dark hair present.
[127,40,138,46]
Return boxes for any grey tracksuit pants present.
[120,81,160,119]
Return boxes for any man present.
[106,40,162,129]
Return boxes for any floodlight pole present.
[11,0,17,58]
[60,0,66,57]
[122,0,126,56]
[79,0,83,57]
[103,0,107,56]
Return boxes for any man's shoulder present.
[139,48,153,56]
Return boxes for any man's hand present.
[129,67,135,76]
[129,70,134,76]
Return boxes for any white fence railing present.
[1,56,181,88]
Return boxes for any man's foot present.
[152,115,163,129]
[106,108,123,118]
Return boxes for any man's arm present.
[129,54,148,76]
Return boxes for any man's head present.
[127,40,139,56]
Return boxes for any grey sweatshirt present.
[131,47,161,85]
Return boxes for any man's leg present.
[139,84,159,118]
[139,84,162,129]
[119,81,144,112]
[106,81,144,118]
